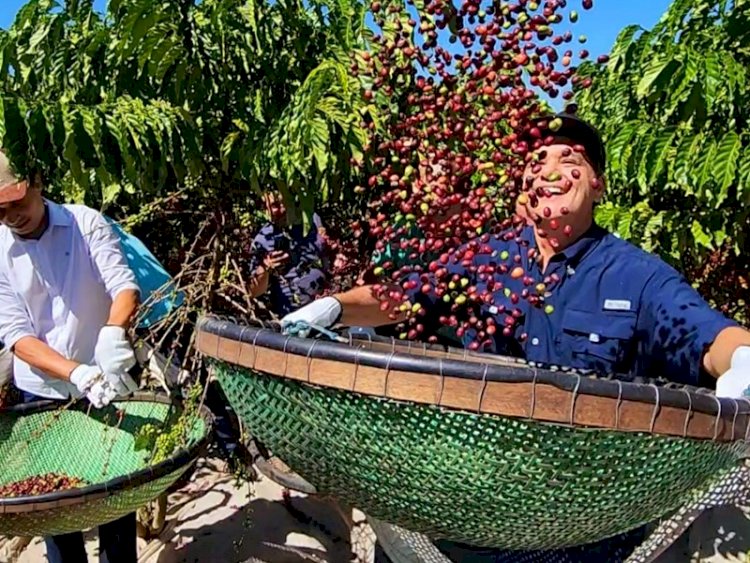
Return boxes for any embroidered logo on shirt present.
[603,299,631,311]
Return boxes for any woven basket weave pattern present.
[0,400,207,536]
[1,470,185,536]
[215,361,747,550]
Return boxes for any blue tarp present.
[107,219,185,329]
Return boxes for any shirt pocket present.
[559,308,636,368]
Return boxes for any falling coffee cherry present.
[360,0,604,347]
[511,266,525,279]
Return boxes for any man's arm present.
[106,289,140,329]
[0,270,80,381]
[84,212,141,308]
[246,226,288,299]
[248,267,272,298]
[279,284,405,333]
[639,263,745,387]
[338,285,407,327]
[704,326,750,378]
[13,337,79,381]
[248,251,291,298]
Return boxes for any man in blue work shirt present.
[280,112,750,561]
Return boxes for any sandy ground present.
[5,457,750,563]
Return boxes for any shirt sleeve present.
[402,253,475,330]
[0,269,35,351]
[248,225,274,272]
[81,211,140,300]
[637,262,739,386]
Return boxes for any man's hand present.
[68,364,117,408]
[716,346,750,399]
[262,250,290,272]
[281,296,343,338]
[94,326,138,395]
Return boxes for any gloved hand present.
[280,296,343,338]
[104,369,139,397]
[715,346,750,399]
[69,364,117,408]
[94,326,138,395]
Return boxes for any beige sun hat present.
[0,151,28,205]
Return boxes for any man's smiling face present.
[521,140,604,234]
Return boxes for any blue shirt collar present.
[555,222,607,265]
[522,221,607,269]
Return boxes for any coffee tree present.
[0,0,374,224]
[575,0,750,321]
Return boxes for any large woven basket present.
[0,392,212,536]
[195,316,750,551]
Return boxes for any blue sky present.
[2,0,674,55]
[1,0,673,72]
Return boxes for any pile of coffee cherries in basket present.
[0,473,87,498]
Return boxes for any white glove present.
[280,296,343,338]
[715,346,750,399]
[94,326,138,395]
[69,364,117,408]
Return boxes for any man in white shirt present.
[0,151,140,563]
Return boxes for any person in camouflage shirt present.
[248,192,330,316]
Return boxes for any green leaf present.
[80,108,103,163]
[714,228,728,248]
[712,132,741,205]
[617,209,635,240]
[594,202,619,232]
[737,146,750,204]
[102,182,122,206]
[629,123,655,191]
[665,49,699,118]
[724,54,747,103]
[636,55,677,99]
[680,81,705,122]
[691,220,713,250]
[642,211,665,252]
[62,107,86,189]
[671,130,702,189]
[0,97,6,143]
[647,127,676,187]
[607,120,638,172]
[607,24,641,73]
[703,53,722,111]
[220,131,241,173]
[636,129,655,193]
[695,137,717,193]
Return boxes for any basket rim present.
[195,315,750,442]
[0,391,213,513]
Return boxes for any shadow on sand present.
[154,493,354,563]
[656,506,750,562]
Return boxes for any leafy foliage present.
[0,0,374,224]
[576,0,750,321]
